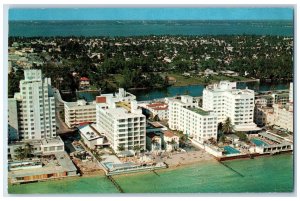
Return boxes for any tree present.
[179,134,188,148]
[169,139,177,151]
[117,145,125,152]
[219,134,226,143]
[235,131,248,142]
[14,147,25,160]
[222,117,233,134]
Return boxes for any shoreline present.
[8,151,293,186]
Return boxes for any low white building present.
[163,130,179,151]
[146,133,162,151]
[168,95,218,143]
[269,103,293,132]
[79,124,108,149]
[64,100,96,128]
[8,136,65,159]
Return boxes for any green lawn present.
[165,73,253,86]
[106,73,254,88]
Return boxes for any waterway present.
[9,20,293,37]
[8,154,293,194]
[75,81,290,102]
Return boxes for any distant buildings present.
[64,100,96,128]
[168,95,217,143]
[8,69,56,141]
[203,81,259,133]
[254,82,293,132]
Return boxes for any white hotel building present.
[64,100,96,128]
[203,81,259,133]
[168,95,218,143]
[95,89,146,152]
[11,69,56,141]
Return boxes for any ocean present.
[8,154,294,194]
[8,20,293,37]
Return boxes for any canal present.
[62,81,290,102]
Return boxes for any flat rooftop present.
[187,107,210,116]
[41,137,64,146]
[79,124,103,141]
[106,107,143,119]
[9,151,77,178]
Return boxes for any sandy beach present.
[163,149,217,168]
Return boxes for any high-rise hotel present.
[8,69,56,141]
[203,81,260,133]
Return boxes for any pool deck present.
[217,150,292,161]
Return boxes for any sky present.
[9,7,293,21]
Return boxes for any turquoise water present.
[8,176,119,194]
[224,146,240,154]
[8,154,294,194]
[251,138,269,147]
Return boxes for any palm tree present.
[117,145,125,152]
[170,139,177,151]
[222,117,233,134]
[24,143,33,158]
[14,147,25,160]
[133,145,141,155]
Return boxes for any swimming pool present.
[224,146,240,154]
[103,162,114,170]
[251,138,269,147]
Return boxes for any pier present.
[106,175,124,193]
[219,161,244,177]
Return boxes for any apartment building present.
[64,100,96,128]
[168,95,217,143]
[12,69,56,141]
[203,81,259,132]
[95,89,146,152]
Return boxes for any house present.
[182,72,191,77]
[163,131,179,151]
[146,133,162,152]
[204,69,218,76]
[167,76,177,85]
[220,70,239,77]
[79,77,90,89]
